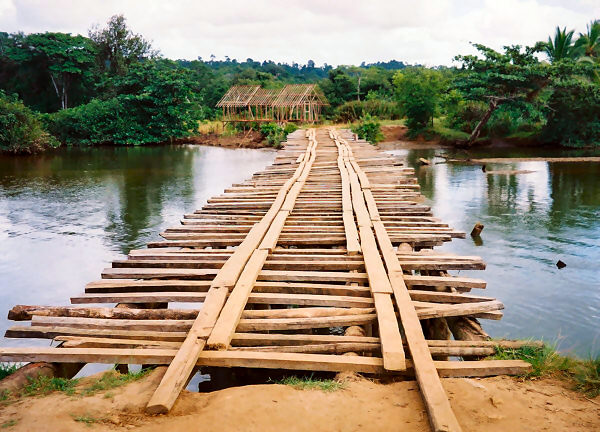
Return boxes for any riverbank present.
[378,125,600,159]
[182,130,273,149]
[0,367,597,431]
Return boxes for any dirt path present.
[0,368,597,431]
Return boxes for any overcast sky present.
[1,0,599,66]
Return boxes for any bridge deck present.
[1,128,531,432]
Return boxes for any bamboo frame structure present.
[216,84,328,124]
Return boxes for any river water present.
[0,144,598,357]
[385,145,600,357]
[0,145,275,351]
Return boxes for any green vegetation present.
[335,99,400,122]
[0,92,58,153]
[79,368,150,396]
[22,375,78,396]
[71,414,98,426]
[43,61,201,146]
[393,68,445,134]
[1,419,17,429]
[14,368,149,399]
[0,364,20,381]
[259,122,297,148]
[276,375,346,392]
[493,345,600,398]
[351,114,383,143]
[1,15,600,152]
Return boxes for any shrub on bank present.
[542,79,600,148]
[260,123,286,148]
[493,344,600,398]
[0,91,58,154]
[335,99,401,122]
[351,114,383,143]
[44,61,202,146]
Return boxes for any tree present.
[393,67,444,133]
[88,14,158,76]
[453,43,549,145]
[542,61,600,147]
[7,32,96,109]
[321,68,355,106]
[348,66,364,101]
[46,60,202,146]
[574,20,600,61]
[545,27,576,63]
[0,91,58,153]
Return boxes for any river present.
[0,143,598,357]
[385,145,600,357]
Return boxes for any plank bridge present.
[1,128,532,432]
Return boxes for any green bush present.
[394,68,444,135]
[335,99,401,122]
[283,123,298,135]
[260,123,286,148]
[351,114,383,143]
[542,79,600,147]
[0,91,58,153]
[259,122,299,148]
[44,60,202,146]
[43,98,125,146]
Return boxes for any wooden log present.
[206,249,268,350]
[0,347,532,377]
[470,222,484,237]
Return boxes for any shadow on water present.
[388,146,600,357]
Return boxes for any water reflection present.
[0,145,275,346]
[388,147,600,356]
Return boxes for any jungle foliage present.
[1,15,600,152]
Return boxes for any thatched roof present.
[217,84,328,108]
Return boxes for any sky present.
[1,0,599,66]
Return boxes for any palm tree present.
[574,20,600,61]
[545,26,576,62]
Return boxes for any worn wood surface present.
[1,128,524,431]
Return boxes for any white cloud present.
[2,0,599,65]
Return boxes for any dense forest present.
[1,15,599,153]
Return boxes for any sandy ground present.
[0,368,597,432]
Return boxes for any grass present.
[432,123,471,143]
[275,375,346,392]
[492,344,600,398]
[17,367,151,399]
[197,120,224,135]
[0,364,20,381]
[22,375,79,397]
[79,368,151,397]
[71,414,98,426]
[0,420,17,429]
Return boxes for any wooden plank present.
[0,348,531,376]
[206,249,268,350]
[147,132,317,414]
[348,139,462,432]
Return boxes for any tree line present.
[1,15,599,153]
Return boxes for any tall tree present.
[574,20,600,61]
[7,32,96,109]
[453,43,550,145]
[89,14,158,75]
[545,26,576,63]
[393,67,444,133]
